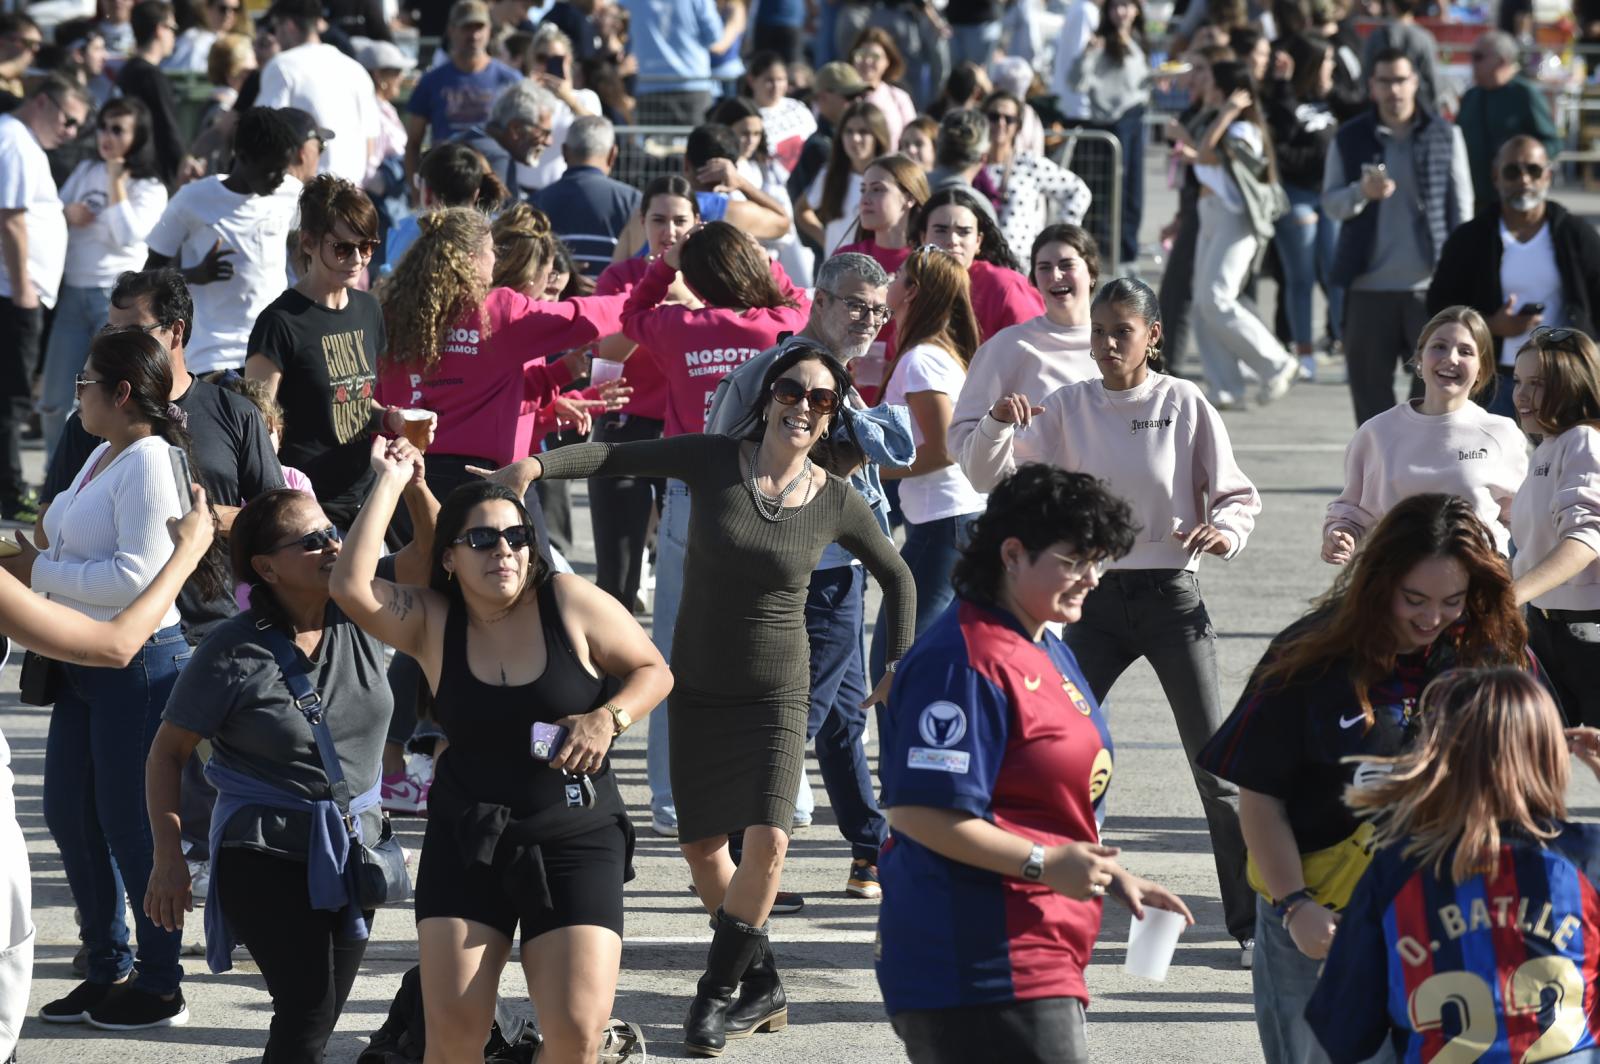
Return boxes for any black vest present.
[1330,109,1460,288]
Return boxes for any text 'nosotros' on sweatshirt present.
[948,315,1094,463]
[621,256,812,438]
[1512,424,1600,612]
[959,373,1261,571]
[1324,399,1528,554]
[376,286,624,468]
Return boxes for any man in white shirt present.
[0,77,90,521]
[144,107,304,374]
[256,0,379,183]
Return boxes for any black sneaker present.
[86,985,188,1030]
[769,891,805,915]
[40,979,121,1023]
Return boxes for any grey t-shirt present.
[163,583,395,859]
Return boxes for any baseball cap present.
[813,61,868,98]
[357,38,415,72]
[279,106,334,145]
[448,0,491,27]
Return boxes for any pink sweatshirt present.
[969,260,1045,344]
[948,314,1095,462]
[622,257,812,437]
[595,257,670,421]
[1325,400,1527,555]
[1512,425,1600,611]
[376,286,624,467]
[959,373,1261,571]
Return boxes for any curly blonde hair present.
[379,206,493,374]
[490,203,556,293]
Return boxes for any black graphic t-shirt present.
[249,287,384,529]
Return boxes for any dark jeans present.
[752,22,804,63]
[635,90,712,126]
[1341,288,1430,426]
[892,997,1088,1064]
[1063,570,1255,942]
[1527,606,1600,726]
[1158,182,1200,377]
[43,625,190,994]
[216,847,371,1063]
[1090,106,1145,267]
[0,297,41,503]
[804,565,885,862]
[588,412,664,608]
[870,512,978,680]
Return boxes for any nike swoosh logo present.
[1338,713,1366,729]
[1024,676,1041,691]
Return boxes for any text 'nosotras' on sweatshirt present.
[1324,399,1527,554]
[1512,424,1600,611]
[960,373,1261,571]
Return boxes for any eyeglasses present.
[324,237,379,262]
[453,525,536,550]
[985,111,1019,126]
[74,375,105,394]
[771,377,841,414]
[821,290,891,324]
[524,123,553,148]
[268,526,342,553]
[1049,553,1107,580]
[99,320,168,335]
[162,21,179,32]
[97,121,132,135]
[43,94,83,132]
[9,34,42,52]
[1500,161,1546,181]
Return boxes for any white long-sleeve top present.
[60,159,169,289]
[1325,400,1527,555]
[34,436,183,625]
[1512,425,1600,611]
[960,373,1261,570]
[948,315,1095,463]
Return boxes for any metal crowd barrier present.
[1050,128,1124,276]
[610,124,696,193]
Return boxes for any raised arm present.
[958,395,1044,492]
[470,434,727,494]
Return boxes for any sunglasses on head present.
[771,377,841,414]
[269,526,341,553]
[1501,161,1546,181]
[1532,326,1581,346]
[325,237,379,262]
[453,525,536,550]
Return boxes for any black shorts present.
[412,818,627,944]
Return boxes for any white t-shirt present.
[884,343,987,524]
[145,175,302,373]
[59,159,169,290]
[1193,121,1259,215]
[0,114,67,308]
[1499,219,1565,367]
[806,166,862,259]
[256,42,380,184]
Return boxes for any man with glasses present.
[0,13,42,104]
[1428,135,1600,418]
[115,0,188,186]
[256,0,380,184]
[0,77,89,522]
[454,77,559,198]
[1457,29,1560,211]
[705,252,907,908]
[1323,48,1471,425]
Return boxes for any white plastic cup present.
[591,358,625,385]
[1123,907,1186,981]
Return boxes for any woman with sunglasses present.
[981,90,1091,268]
[39,96,167,459]
[331,448,670,1064]
[961,276,1264,967]
[474,342,915,1056]
[1510,326,1600,726]
[908,187,1045,347]
[835,152,929,399]
[143,438,437,1057]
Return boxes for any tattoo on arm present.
[383,586,415,622]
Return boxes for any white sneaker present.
[1260,358,1298,404]
[1213,390,1246,411]
[1297,354,1317,382]
[651,812,678,838]
[187,860,209,903]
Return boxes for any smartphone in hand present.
[1520,302,1546,316]
[168,446,195,515]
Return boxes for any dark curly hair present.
[952,465,1138,603]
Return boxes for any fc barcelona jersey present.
[1307,823,1600,1064]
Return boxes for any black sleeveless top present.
[430,577,624,833]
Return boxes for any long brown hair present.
[378,206,493,374]
[888,244,980,384]
[678,221,798,311]
[853,152,930,245]
[1259,494,1526,724]
[820,100,891,232]
[1413,306,1495,399]
[1516,327,1600,437]
[490,203,556,292]
[1347,668,1567,884]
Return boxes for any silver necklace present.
[748,444,813,522]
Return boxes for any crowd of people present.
[1,0,1600,1062]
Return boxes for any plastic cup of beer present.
[399,409,436,453]
[1124,906,1186,981]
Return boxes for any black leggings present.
[215,847,372,1064]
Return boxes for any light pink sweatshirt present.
[1324,400,1527,555]
[947,314,1095,462]
[960,373,1261,571]
[1512,424,1600,611]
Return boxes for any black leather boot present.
[684,908,768,1057]
[725,936,787,1040]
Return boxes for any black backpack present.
[356,964,543,1064]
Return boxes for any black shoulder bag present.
[261,623,411,909]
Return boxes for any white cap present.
[357,38,415,72]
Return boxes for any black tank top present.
[431,578,623,828]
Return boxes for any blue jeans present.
[40,284,111,461]
[948,20,1001,68]
[647,480,689,823]
[43,624,190,994]
[803,565,885,862]
[1273,184,1344,348]
[871,511,978,680]
[1089,107,1145,267]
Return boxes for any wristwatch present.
[602,701,632,736]
[1021,843,1046,882]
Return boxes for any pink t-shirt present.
[595,258,670,422]
[621,258,811,437]
[376,286,624,467]
[969,260,1045,344]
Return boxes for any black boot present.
[684,908,768,1057]
[725,936,787,1040]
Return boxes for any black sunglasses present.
[1500,161,1546,182]
[269,526,341,553]
[453,525,536,551]
[985,111,1018,125]
[771,377,841,414]
[1532,326,1581,346]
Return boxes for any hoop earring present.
[821,426,829,439]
